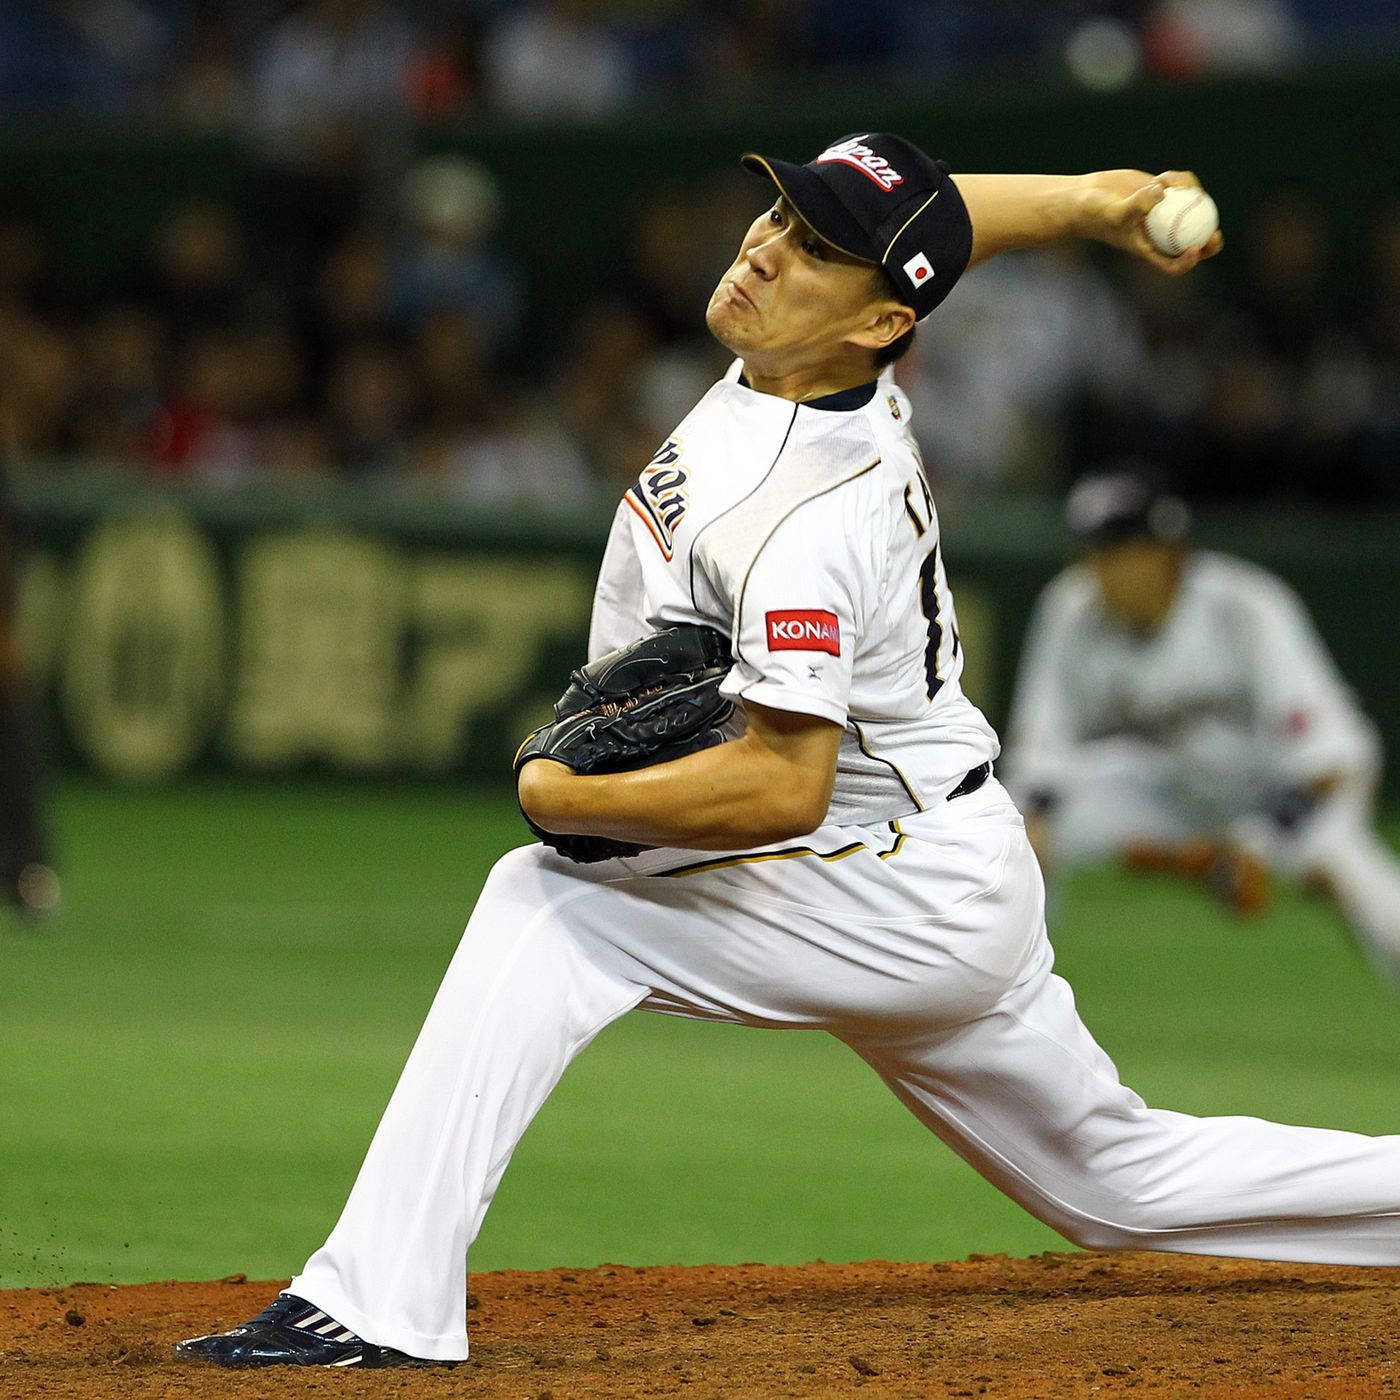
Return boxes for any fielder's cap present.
[741,132,973,319]
[1065,466,1192,548]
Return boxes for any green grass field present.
[3,780,1399,1290]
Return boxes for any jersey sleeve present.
[1002,571,1091,806]
[1238,571,1378,782]
[715,495,868,727]
[587,500,647,662]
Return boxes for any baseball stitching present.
[1167,190,1205,255]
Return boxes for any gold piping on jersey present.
[730,458,881,673]
[879,817,908,861]
[655,821,907,879]
[848,716,926,812]
[901,483,927,538]
[687,401,798,615]
[657,840,866,878]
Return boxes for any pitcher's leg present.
[290,847,651,1360]
[848,844,1400,1265]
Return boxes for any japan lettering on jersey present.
[625,438,690,560]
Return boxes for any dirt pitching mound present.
[1,1253,1396,1398]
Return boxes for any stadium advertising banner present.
[13,477,1400,790]
[14,484,605,783]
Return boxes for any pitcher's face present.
[705,197,904,370]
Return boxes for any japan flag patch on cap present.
[902,251,935,285]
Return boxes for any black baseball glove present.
[514,623,734,863]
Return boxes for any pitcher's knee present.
[483,843,548,885]
[476,842,574,906]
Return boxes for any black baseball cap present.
[1065,467,1192,549]
[741,132,973,319]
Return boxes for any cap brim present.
[741,153,879,263]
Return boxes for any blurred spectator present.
[413,310,494,432]
[248,0,421,303]
[0,216,60,319]
[1236,191,1333,359]
[324,340,416,478]
[413,393,599,511]
[481,0,635,117]
[1195,193,1372,501]
[164,16,251,127]
[403,14,482,120]
[408,307,598,507]
[391,157,522,347]
[0,313,80,460]
[308,228,395,375]
[70,304,165,465]
[132,200,259,336]
[0,0,165,112]
[1145,0,1303,77]
[252,0,418,141]
[150,328,261,480]
[554,299,660,492]
[2,0,1399,119]
[257,416,336,481]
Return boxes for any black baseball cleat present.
[174,1292,449,1368]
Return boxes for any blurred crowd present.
[2,0,1398,122]
[0,151,739,510]
[3,140,1398,508]
[1,2,1398,509]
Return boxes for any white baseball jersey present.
[587,360,998,828]
[1004,550,1378,808]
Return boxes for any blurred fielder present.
[179,138,1400,1372]
[1005,468,1400,991]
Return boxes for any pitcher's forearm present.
[955,169,1220,274]
[518,732,835,851]
[956,171,1150,264]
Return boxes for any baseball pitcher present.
[1005,467,1400,991]
[179,135,1400,1371]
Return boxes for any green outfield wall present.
[12,472,1400,793]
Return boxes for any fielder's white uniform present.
[291,364,1400,1362]
[1005,551,1400,988]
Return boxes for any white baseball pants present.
[291,779,1400,1361]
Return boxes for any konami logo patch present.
[766,610,840,655]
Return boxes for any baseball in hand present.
[1145,186,1219,257]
